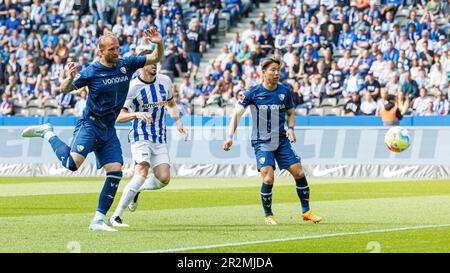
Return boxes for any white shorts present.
[130,141,170,168]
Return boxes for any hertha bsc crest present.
[120,67,127,74]
[259,157,265,164]
[278,94,285,101]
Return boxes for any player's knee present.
[295,169,306,180]
[156,173,170,185]
[135,162,150,177]
[262,175,274,185]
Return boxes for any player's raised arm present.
[167,99,188,141]
[60,62,80,94]
[223,105,246,151]
[143,27,164,66]
[116,107,153,124]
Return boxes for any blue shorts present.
[70,119,123,169]
[188,52,201,67]
[252,137,301,171]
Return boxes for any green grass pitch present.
[0,176,449,253]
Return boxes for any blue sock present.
[97,171,122,215]
[295,176,310,213]
[261,183,273,217]
[48,136,78,171]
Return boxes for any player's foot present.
[302,210,322,223]
[108,216,129,227]
[21,123,54,138]
[88,220,118,232]
[263,215,277,225]
[128,192,140,212]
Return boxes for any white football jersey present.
[124,74,173,144]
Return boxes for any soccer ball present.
[384,126,411,153]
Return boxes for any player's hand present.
[144,26,163,44]
[177,124,189,141]
[135,112,153,123]
[287,128,296,143]
[67,62,79,80]
[223,139,233,151]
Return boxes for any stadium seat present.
[62,108,75,116]
[337,98,350,107]
[27,99,41,109]
[28,108,45,116]
[323,107,343,116]
[43,99,59,109]
[14,108,29,116]
[320,97,337,107]
[13,99,27,109]
[44,108,61,116]
[38,24,50,33]
[311,98,321,108]
[295,108,308,116]
[308,108,324,116]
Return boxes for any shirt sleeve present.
[166,78,174,101]
[123,84,139,112]
[72,69,89,89]
[238,89,253,108]
[125,56,147,73]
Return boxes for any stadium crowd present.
[0,0,449,119]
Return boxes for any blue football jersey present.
[72,56,147,128]
[238,83,294,147]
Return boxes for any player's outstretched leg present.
[89,170,123,232]
[108,174,146,227]
[287,164,322,223]
[129,168,169,212]
[21,123,79,171]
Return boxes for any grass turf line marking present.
[144,224,450,253]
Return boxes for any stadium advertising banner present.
[0,126,449,178]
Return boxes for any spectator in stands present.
[311,74,326,100]
[364,71,381,99]
[380,94,402,126]
[376,88,389,116]
[30,0,47,28]
[412,87,432,115]
[49,6,65,35]
[236,43,252,64]
[429,61,449,91]
[258,26,274,56]
[5,75,18,98]
[343,92,361,116]
[186,19,205,81]
[300,74,313,102]
[174,93,191,116]
[337,49,354,75]
[0,93,13,116]
[360,92,377,116]
[35,77,52,105]
[396,90,410,116]
[326,70,344,99]
[343,67,365,97]
[57,90,75,111]
[402,71,419,99]
[434,91,449,115]
[422,101,438,116]
[179,75,196,103]
[298,51,317,78]
[74,88,87,117]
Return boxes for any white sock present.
[44,131,56,141]
[93,211,105,222]
[139,174,168,191]
[112,175,146,218]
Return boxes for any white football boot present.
[88,220,118,232]
[21,123,54,138]
[107,216,129,227]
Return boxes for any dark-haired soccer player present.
[21,27,164,231]
[223,56,322,225]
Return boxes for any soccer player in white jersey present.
[108,50,188,227]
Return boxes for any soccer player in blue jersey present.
[223,56,322,225]
[21,27,165,231]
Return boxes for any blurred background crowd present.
[0,0,449,118]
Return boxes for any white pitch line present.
[144,224,450,253]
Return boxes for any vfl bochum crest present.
[77,145,85,152]
[259,157,265,164]
[278,94,285,101]
[120,67,127,74]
